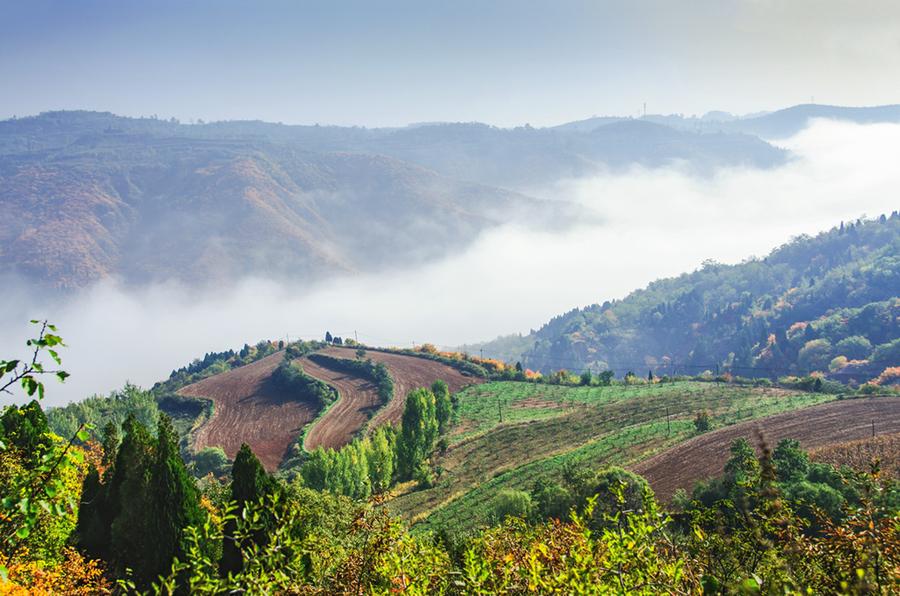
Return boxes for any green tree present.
[797,339,833,372]
[490,490,532,523]
[107,414,155,582]
[222,443,274,574]
[834,335,873,360]
[772,438,809,483]
[396,388,438,481]
[147,415,203,582]
[192,446,229,478]
[366,427,395,494]
[432,380,452,435]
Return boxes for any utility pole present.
[480,348,484,360]
[354,330,358,343]
[666,407,670,435]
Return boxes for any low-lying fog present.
[3,119,899,406]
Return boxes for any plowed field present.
[316,347,483,430]
[179,352,319,471]
[299,356,382,450]
[632,397,900,501]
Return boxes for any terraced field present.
[179,352,319,471]
[388,381,836,531]
[298,356,382,450]
[634,396,900,500]
[314,347,482,431]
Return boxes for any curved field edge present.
[387,381,835,530]
[632,395,900,501]
[177,352,320,471]
[297,356,384,451]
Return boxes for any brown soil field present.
[179,352,319,471]
[299,356,382,450]
[317,347,484,430]
[810,432,900,480]
[633,397,900,501]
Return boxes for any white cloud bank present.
[2,118,898,406]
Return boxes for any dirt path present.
[299,356,382,450]
[179,352,319,471]
[632,397,900,501]
[319,347,484,429]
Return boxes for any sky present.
[2,0,900,127]
[2,119,897,405]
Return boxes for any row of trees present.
[300,381,453,498]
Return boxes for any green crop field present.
[388,380,835,531]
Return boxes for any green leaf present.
[15,525,30,539]
[30,319,39,324]
[47,324,57,332]
[48,349,61,365]
[0,564,7,581]
[22,376,37,396]
[57,371,70,382]
[76,429,90,442]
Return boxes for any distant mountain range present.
[556,103,900,139]
[2,105,898,289]
[476,214,900,384]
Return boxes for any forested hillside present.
[495,214,900,385]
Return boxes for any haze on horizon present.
[2,118,898,405]
[3,0,900,128]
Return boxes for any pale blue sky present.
[2,0,899,127]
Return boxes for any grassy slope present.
[387,380,834,532]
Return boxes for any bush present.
[191,446,229,478]
[490,489,533,523]
[693,411,711,433]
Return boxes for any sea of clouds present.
[2,118,898,405]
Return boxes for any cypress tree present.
[108,414,155,584]
[147,414,203,582]
[221,443,272,575]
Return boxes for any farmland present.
[298,355,382,450]
[181,344,484,469]
[809,431,900,480]
[633,396,900,501]
[314,346,482,430]
[388,380,848,531]
[178,352,319,471]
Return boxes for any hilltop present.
[477,214,900,385]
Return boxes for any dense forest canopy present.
[498,214,900,386]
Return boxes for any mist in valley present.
[2,118,898,406]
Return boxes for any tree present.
[835,335,873,360]
[366,427,395,493]
[580,370,593,386]
[222,443,274,574]
[147,415,203,582]
[772,439,809,483]
[432,380,452,435]
[192,446,229,478]
[693,411,711,433]
[325,331,333,344]
[107,414,155,581]
[797,339,832,373]
[490,490,532,523]
[396,388,438,481]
